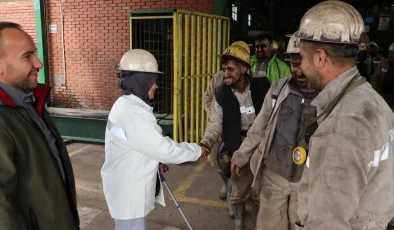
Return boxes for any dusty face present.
[222,60,246,87]
[0,28,43,90]
[289,55,308,89]
[299,41,323,91]
[255,38,271,59]
[148,82,158,100]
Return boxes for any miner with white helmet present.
[231,33,318,230]
[291,1,394,229]
[200,44,270,230]
[101,49,205,230]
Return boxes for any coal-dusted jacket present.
[296,67,394,229]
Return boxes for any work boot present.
[233,202,245,230]
[227,178,234,218]
[219,184,227,200]
[250,202,259,230]
[219,172,228,200]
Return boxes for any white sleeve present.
[124,112,202,164]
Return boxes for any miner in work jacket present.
[203,41,252,202]
[294,2,394,229]
[200,44,270,230]
[231,34,318,230]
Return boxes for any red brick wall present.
[0,0,214,110]
[46,0,214,110]
[0,1,36,42]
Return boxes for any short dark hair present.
[302,40,358,66]
[0,22,21,35]
[255,34,272,44]
[221,55,249,68]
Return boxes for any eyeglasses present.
[255,44,267,49]
[221,67,237,73]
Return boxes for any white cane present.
[160,173,193,230]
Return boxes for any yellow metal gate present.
[130,10,230,142]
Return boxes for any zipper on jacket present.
[290,98,306,174]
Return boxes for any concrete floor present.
[67,142,255,230]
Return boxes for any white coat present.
[101,94,201,220]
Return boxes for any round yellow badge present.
[292,146,307,165]
[222,155,230,164]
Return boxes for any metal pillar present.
[34,0,50,86]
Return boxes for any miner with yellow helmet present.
[200,43,270,230]
[203,41,251,206]
[231,32,318,230]
[291,1,394,229]
[204,41,252,118]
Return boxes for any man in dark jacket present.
[0,22,80,230]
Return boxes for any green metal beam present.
[34,0,49,85]
[214,0,227,16]
[51,116,107,143]
[50,115,174,143]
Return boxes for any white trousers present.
[114,217,146,230]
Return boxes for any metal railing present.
[174,10,230,142]
[130,11,174,114]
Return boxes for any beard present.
[306,75,320,91]
[14,72,39,90]
[295,75,308,89]
[257,51,268,59]
[224,76,239,87]
[303,69,321,91]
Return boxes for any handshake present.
[199,143,211,160]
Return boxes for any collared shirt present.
[0,82,65,181]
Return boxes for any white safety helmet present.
[119,49,163,73]
[285,33,300,54]
[389,43,394,51]
[294,1,364,44]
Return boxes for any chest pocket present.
[279,105,293,115]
